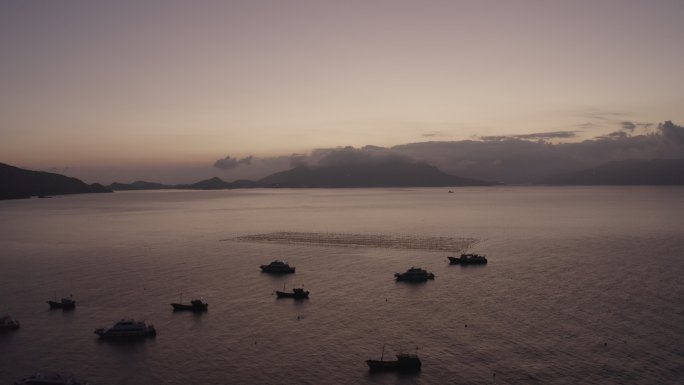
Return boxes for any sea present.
[1,187,683,385]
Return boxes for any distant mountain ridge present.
[542,158,684,185]
[5,156,681,200]
[109,161,493,190]
[108,181,169,190]
[258,163,491,187]
[0,162,110,200]
[110,158,684,191]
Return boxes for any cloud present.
[205,120,684,185]
[317,146,414,167]
[213,155,253,169]
[597,131,629,140]
[421,131,443,138]
[289,153,308,168]
[658,120,684,144]
[390,120,684,183]
[580,109,629,121]
[621,121,636,131]
[480,130,579,141]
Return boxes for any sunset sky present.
[1,1,683,183]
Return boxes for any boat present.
[0,315,20,330]
[260,260,295,274]
[448,253,488,265]
[47,294,75,309]
[366,345,422,372]
[394,267,435,282]
[170,294,208,312]
[15,372,87,385]
[275,287,310,299]
[94,319,156,339]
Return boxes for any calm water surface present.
[1,187,683,384]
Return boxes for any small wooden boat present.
[275,287,309,299]
[366,345,421,372]
[171,299,208,312]
[448,253,488,265]
[47,294,75,309]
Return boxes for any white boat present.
[260,260,295,274]
[0,315,20,330]
[394,267,435,282]
[94,319,156,339]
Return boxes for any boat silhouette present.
[170,293,208,312]
[94,319,156,339]
[260,260,295,274]
[47,293,75,309]
[394,267,435,282]
[275,287,309,299]
[366,345,421,372]
[448,253,488,265]
[0,315,20,331]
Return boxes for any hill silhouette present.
[109,161,492,190]
[109,181,169,190]
[542,158,684,185]
[0,162,111,200]
[258,162,492,187]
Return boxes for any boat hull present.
[366,359,421,372]
[47,300,76,309]
[94,328,156,339]
[171,303,208,312]
[260,267,295,274]
[15,372,86,385]
[0,316,20,331]
[448,255,488,265]
[394,274,435,282]
[275,291,309,299]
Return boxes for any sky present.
[1,0,684,183]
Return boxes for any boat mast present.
[381,344,385,361]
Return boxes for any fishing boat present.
[94,319,156,339]
[0,315,20,330]
[14,372,88,385]
[394,267,435,282]
[366,345,422,372]
[170,294,208,312]
[260,260,295,274]
[47,294,76,309]
[275,287,309,299]
[448,253,488,265]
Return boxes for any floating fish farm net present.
[235,232,478,252]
